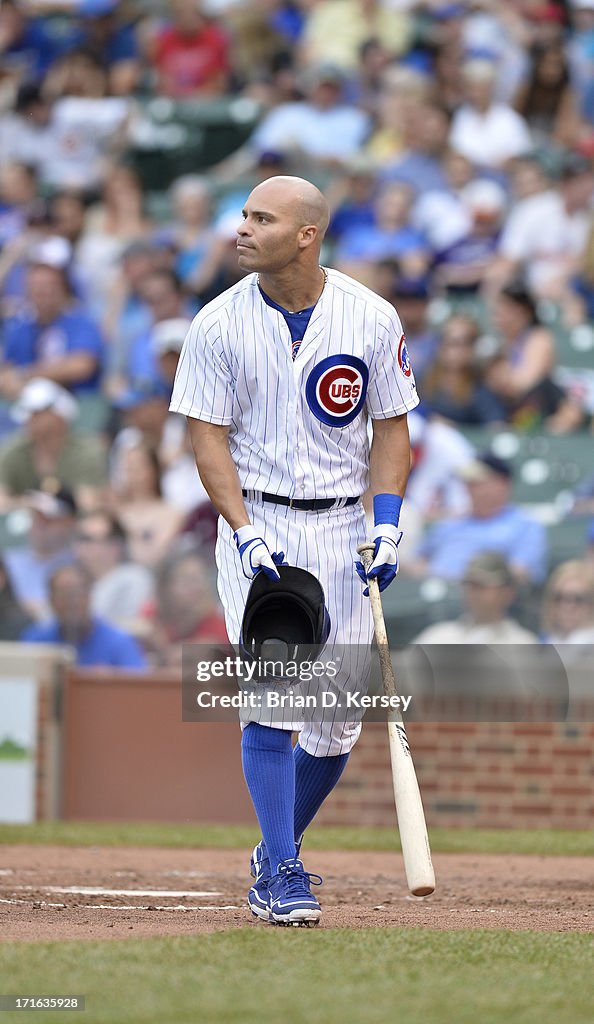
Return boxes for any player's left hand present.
[355,524,403,596]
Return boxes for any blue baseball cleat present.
[267,858,323,927]
[248,841,271,921]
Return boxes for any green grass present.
[0,930,592,1024]
[0,822,592,856]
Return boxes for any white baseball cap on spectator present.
[28,236,72,270]
[12,378,79,425]
[460,179,507,217]
[151,318,192,357]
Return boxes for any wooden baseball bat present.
[358,543,435,897]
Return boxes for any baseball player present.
[170,175,418,926]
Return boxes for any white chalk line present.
[15,886,223,898]
[0,897,239,912]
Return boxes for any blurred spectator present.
[222,3,289,90]
[399,411,475,566]
[0,163,39,251]
[347,37,393,116]
[412,147,474,254]
[164,175,226,298]
[460,1,533,105]
[506,152,553,203]
[48,189,87,249]
[365,64,432,167]
[223,63,371,177]
[142,544,228,667]
[515,41,580,148]
[322,158,376,245]
[3,484,76,622]
[75,165,152,316]
[0,378,107,510]
[79,1,141,97]
[0,254,103,399]
[449,58,533,169]
[74,509,154,634]
[0,202,56,314]
[110,437,184,568]
[149,0,231,98]
[111,390,170,453]
[567,0,594,116]
[124,268,194,402]
[412,452,548,585]
[1,2,81,80]
[485,280,583,432]
[493,152,594,299]
[389,275,439,382]
[336,182,428,287]
[541,559,594,643]
[102,240,156,397]
[433,178,507,294]
[414,553,537,644]
[21,562,147,668]
[0,83,53,171]
[381,103,451,196]
[150,316,211,514]
[0,556,31,641]
[565,213,594,324]
[299,0,411,72]
[37,51,131,193]
[420,314,506,426]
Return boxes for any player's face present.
[236,192,304,274]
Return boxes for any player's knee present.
[242,721,293,753]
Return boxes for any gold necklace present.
[258,267,328,313]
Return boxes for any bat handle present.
[357,542,375,572]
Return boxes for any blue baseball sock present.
[241,722,296,875]
[293,744,349,842]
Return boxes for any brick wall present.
[316,721,594,830]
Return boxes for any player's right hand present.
[234,525,283,581]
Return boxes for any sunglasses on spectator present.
[550,592,593,606]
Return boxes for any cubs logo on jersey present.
[398,334,412,378]
[305,355,369,427]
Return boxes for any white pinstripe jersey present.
[169,268,419,499]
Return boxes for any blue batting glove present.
[234,525,282,581]
[355,523,403,596]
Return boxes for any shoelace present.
[272,861,323,897]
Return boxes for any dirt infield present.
[0,846,592,942]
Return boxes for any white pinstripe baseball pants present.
[215,499,373,756]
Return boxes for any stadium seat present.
[456,428,593,510]
[129,97,262,191]
[382,575,463,646]
[547,516,592,567]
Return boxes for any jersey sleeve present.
[169,315,234,424]
[366,310,420,419]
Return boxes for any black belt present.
[242,490,360,512]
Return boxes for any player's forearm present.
[186,418,250,532]
[24,353,98,386]
[368,414,412,499]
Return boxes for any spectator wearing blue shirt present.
[79,0,141,96]
[335,181,429,286]
[21,562,147,669]
[0,254,103,400]
[413,452,548,585]
[125,269,196,401]
[380,103,450,196]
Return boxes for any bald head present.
[249,176,330,238]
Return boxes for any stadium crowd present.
[0,0,593,667]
